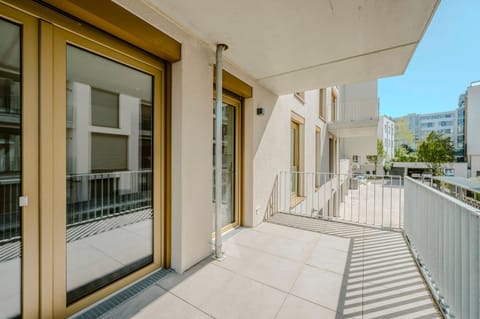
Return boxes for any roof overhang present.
[328,119,378,138]
[144,0,439,94]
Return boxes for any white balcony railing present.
[404,177,480,318]
[266,171,404,229]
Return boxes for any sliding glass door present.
[51,26,165,315]
[65,44,155,304]
[213,93,241,231]
[0,5,38,318]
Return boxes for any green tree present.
[393,144,418,162]
[376,140,386,174]
[395,118,414,148]
[417,131,455,176]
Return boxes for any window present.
[294,91,305,103]
[352,155,359,163]
[291,120,301,196]
[91,133,128,172]
[330,90,337,121]
[91,87,119,128]
[66,44,155,304]
[319,89,326,119]
[315,128,321,187]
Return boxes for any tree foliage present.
[417,131,455,175]
[393,144,418,162]
[395,118,414,147]
[369,140,386,174]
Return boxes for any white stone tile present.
[200,274,286,319]
[316,234,351,252]
[133,292,212,319]
[254,222,320,243]
[67,240,124,291]
[291,265,344,311]
[228,229,274,250]
[263,236,315,262]
[82,227,152,265]
[306,244,348,274]
[276,295,337,319]
[170,263,234,308]
[229,228,314,262]
[215,242,303,292]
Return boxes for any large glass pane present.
[0,18,22,319]
[213,102,236,228]
[66,45,153,304]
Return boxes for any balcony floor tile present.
[71,213,441,319]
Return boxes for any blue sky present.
[378,0,480,118]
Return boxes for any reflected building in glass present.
[65,45,154,304]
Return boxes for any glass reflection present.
[213,102,236,228]
[0,18,22,319]
[66,45,153,304]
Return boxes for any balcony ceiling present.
[144,0,438,94]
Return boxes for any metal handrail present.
[404,177,480,318]
[267,171,403,229]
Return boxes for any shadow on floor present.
[268,214,441,319]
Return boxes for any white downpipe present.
[215,44,228,259]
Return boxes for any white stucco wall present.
[114,0,339,273]
[250,90,333,227]
[338,80,378,121]
[466,84,480,176]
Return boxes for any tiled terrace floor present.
[80,214,441,319]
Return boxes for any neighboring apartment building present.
[394,107,465,161]
[466,81,480,177]
[0,0,438,317]
[378,116,395,160]
[334,80,394,174]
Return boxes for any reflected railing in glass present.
[66,170,152,226]
[0,178,21,243]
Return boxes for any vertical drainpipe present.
[215,44,228,259]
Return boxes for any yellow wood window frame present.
[48,25,165,317]
[0,4,40,317]
[1,1,170,317]
[212,92,243,234]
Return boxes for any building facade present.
[378,116,395,160]
[0,0,439,317]
[335,81,394,174]
[466,81,480,177]
[394,108,465,161]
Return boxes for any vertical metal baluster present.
[390,176,393,228]
[350,175,353,222]
[323,174,326,219]
[357,175,360,223]
[373,175,377,226]
[398,177,402,228]
[381,175,384,227]
[317,173,320,218]
[94,174,97,219]
[3,184,6,241]
[100,174,105,217]
[342,175,348,220]
[365,178,368,224]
